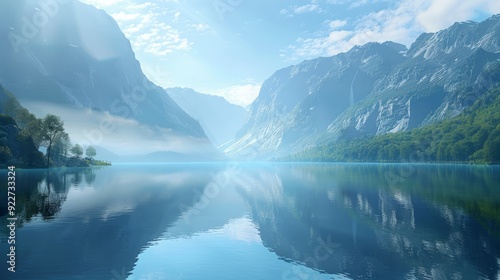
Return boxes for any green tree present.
[70,144,83,158]
[483,128,500,163]
[387,144,399,161]
[0,146,12,163]
[52,133,71,165]
[85,145,96,160]
[41,114,66,167]
[19,112,44,149]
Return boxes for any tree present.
[85,145,96,160]
[70,144,83,159]
[41,114,66,167]
[1,92,44,148]
[483,128,500,163]
[0,146,12,163]
[52,133,71,165]
[19,112,44,149]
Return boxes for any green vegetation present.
[0,114,45,168]
[289,87,500,164]
[41,114,66,167]
[0,85,111,168]
[86,145,96,160]
[70,144,84,158]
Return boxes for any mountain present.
[0,0,215,157]
[166,87,248,147]
[226,15,500,159]
[288,86,500,164]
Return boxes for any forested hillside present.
[0,85,45,167]
[0,84,108,167]
[289,87,500,164]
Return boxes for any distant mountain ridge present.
[226,15,500,159]
[166,87,248,147]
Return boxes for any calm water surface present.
[0,163,499,280]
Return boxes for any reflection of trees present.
[31,186,66,220]
[3,165,216,280]
[7,167,103,226]
[84,168,96,185]
[69,170,83,186]
[21,170,69,222]
[235,164,500,280]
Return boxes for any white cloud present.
[294,4,320,14]
[349,0,371,8]
[325,0,349,4]
[173,11,181,22]
[110,12,141,21]
[79,0,126,9]
[130,21,191,56]
[284,0,500,61]
[280,1,323,16]
[326,0,380,8]
[328,19,348,29]
[82,0,192,57]
[189,23,211,32]
[417,0,500,32]
[128,2,155,10]
[209,84,262,107]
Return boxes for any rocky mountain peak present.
[0,0,207,139]
[407,15,500,60]
[227,15,500,159]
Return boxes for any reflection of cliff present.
[235,164,500,280]
[0,165,219,280]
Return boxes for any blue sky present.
[79,0,500,107]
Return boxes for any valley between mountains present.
[0,1,499,165]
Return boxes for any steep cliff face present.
[226,42,407,158]
[325,16,500,144]
[0,0,205,139]
[227,15,500,158]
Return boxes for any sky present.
[79,0,500,107]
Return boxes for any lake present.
[1,163,499,280]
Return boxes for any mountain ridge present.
[0,0,214,157]
[226,15,500,159]
[287,85,500,164]
[166,87,248,147]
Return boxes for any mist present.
[21,100,217,158]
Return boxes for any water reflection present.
[0,163,498,280]
[0,164,222,280]
[0,168,88,226]
[233,163,500,280]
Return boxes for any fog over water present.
[21,101,215,156]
